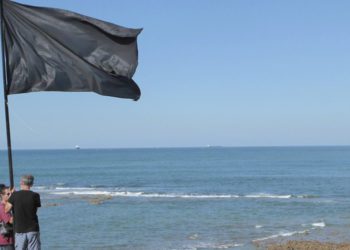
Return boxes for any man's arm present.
[35,193,41,208]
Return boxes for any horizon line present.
[0,144,349,151]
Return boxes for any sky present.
[0,0,349,149]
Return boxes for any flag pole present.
[0,0,15,188]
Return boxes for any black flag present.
[2,0,141,100]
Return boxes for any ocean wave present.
[187,242,243,249]
[34,186,320,200]
[312,222,326,228]
[253,222,326,243]
[253,230,308,242]
[55,187,95,191]
[245,193,292,199]
[50,190,240,199]
[51,191,112,196]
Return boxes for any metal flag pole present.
[0,0,15,188]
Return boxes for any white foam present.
[215,243,243,249]
[255,225,263,228]
[253,230,308,242]
[112,191,144,197]
[55,187,94,190]
[312,222,326,228]
[38,186,316,201]
[188,233,198,240]
[253,234,280,242]
[245,193,292,199]
[113,192,240,199]
[48,189,241,199]
[52,191,111,196]
[174,194,239,199]
[189,242,243,249]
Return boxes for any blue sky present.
[0,0,349,149]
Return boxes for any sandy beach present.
[267,241,350,250]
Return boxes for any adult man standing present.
[6,175,41,250]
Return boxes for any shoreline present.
[266,241,350,250]
[253,227,350,250]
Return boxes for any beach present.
[253,221,350,249]
[267,241,350,250]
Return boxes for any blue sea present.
[1,146,350,249]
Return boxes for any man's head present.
[20,175,35,190]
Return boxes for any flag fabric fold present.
[2,0,141,100]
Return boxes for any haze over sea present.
[0,146,349,249]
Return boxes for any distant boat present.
[75,145,80,150]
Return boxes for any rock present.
[43,203,60,207]
[86,195,112,205]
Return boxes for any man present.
[6,175,41,250]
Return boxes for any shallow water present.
[1,146,350,249]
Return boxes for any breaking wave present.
[252,229,309,242]
[35,186,320,200]
[253,221,326,243]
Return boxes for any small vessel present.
[75,145,80,150]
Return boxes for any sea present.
[0,146,350,250]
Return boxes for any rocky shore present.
[267,241,350,250]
